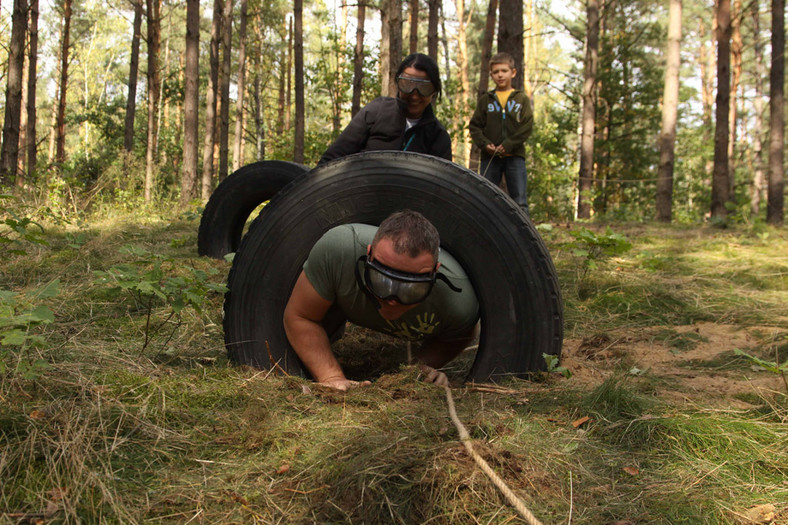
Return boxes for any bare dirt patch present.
[561,322,786,405]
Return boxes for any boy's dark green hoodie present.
[468,89,533,159]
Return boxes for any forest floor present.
[1,208,786,524]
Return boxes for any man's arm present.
[283,271,368,391]
[413,323,479,386]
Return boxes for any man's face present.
[367,237,437,320]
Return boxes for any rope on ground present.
[443,385,546,525]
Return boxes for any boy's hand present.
[485,144,498,155]
[485,144,506,156]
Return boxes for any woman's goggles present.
[396,76,436,98]
[363,256,436,305]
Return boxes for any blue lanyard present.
[402,134,415,151]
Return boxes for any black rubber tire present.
[197,160,309,259]
[223,151,563,382]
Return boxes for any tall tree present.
[389,0,402,96]
[577,0,600,219]
[181,0,200,206]
[232,0,248,172]
[352,2,366,116]
[26,0,38,181]
[218,0,233,181]
[55,0,73,166]
[727,0,742,197]
[293,0,304,162]
[469,0,498,172]
[201,0,222,200]
[454,0,471,165]
[0,0,28,184]
[124,0,143,154]
[409,0,419,53]
[656,0,682,222]
[711,0,732,220]
[750,0,766,215]
[766,0,784,224]
[427,0,439,60]
[497,0,523,90]
[144,0,161,203]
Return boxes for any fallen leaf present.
[29,410,47,420]
[622,466,639,476]
[740,504,776,524]
[572,416,592,428]
[276,464,291,475]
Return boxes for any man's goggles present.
[362,256,437,305]
[396,76,436,98]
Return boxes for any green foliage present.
[569,226,632,279]
[93,245,228,353]
[0,194,49,257]
[544,352,572,378]
[0,280,59,379]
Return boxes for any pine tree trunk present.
[201,0,221,201]
[180,0,200,206]
[124,0,142,154]
[766,0,784,224]
[380,0,391,95]
[470,0,497,172]
[497,0,523,90]
[750,0,766,215]
[218,0,233,182]
[727,0,742,198]
[277,18,286,134]
[388,0,402,96]
[144,0,161,203]
[293,0,305,162]
[55,0,72,166]
[351,2,366,117]
[577,0,599,219]
[0,0,29,183]
[232,0,248,172]
[656,0,682,222]
[427,0,439,60]
[711,0,731,220]
[455,0,471,166]
[26,0,38,182]
[409,0,419,54]
[285,16,293,132]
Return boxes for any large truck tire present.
[223,151,563,382]
[197,160,309,259]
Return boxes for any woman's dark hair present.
[396,53,442,101]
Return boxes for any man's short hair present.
[372,210,440,263]
[489,51,516,70]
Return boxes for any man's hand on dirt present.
[318,377,372,391]
[418,364,449,387]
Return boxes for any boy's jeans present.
[479,155,528,211]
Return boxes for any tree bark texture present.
[352,2,366,116]
[727,0,742,197]
[181,0,200,206]
[201,0,222,201]
[427,0,439,60]
[124,0,142,154]
[497,0,523,90]
[0,0,28,183]
[55,0,72,166]
[750,0,766,215]
[26,0,38,182]
[656,0,682,222]
[766,0,784,224]
[388,0,402,96]
[577,0,600,219]
[144,0,161,203]
[232,0,248,172]
[470,0,498,172]
[293,0,305,162]
[711,0,731,220]
[218,0,233,182]
[409,0,419,54]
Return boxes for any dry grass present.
[1,210,787,524]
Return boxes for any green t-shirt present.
[303,224,479,342]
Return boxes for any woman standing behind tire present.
[318,53,452,165]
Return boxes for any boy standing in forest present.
[469,52,534,213]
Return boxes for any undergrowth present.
[1,204,786,524]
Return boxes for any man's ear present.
[435,261,441,271]
[367,244,372,256]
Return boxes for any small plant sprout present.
[568,226,632,280]
[734,348,788,394]
[544,353,572,378]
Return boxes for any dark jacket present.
[318,97,452,165]
[468,89,533,159]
